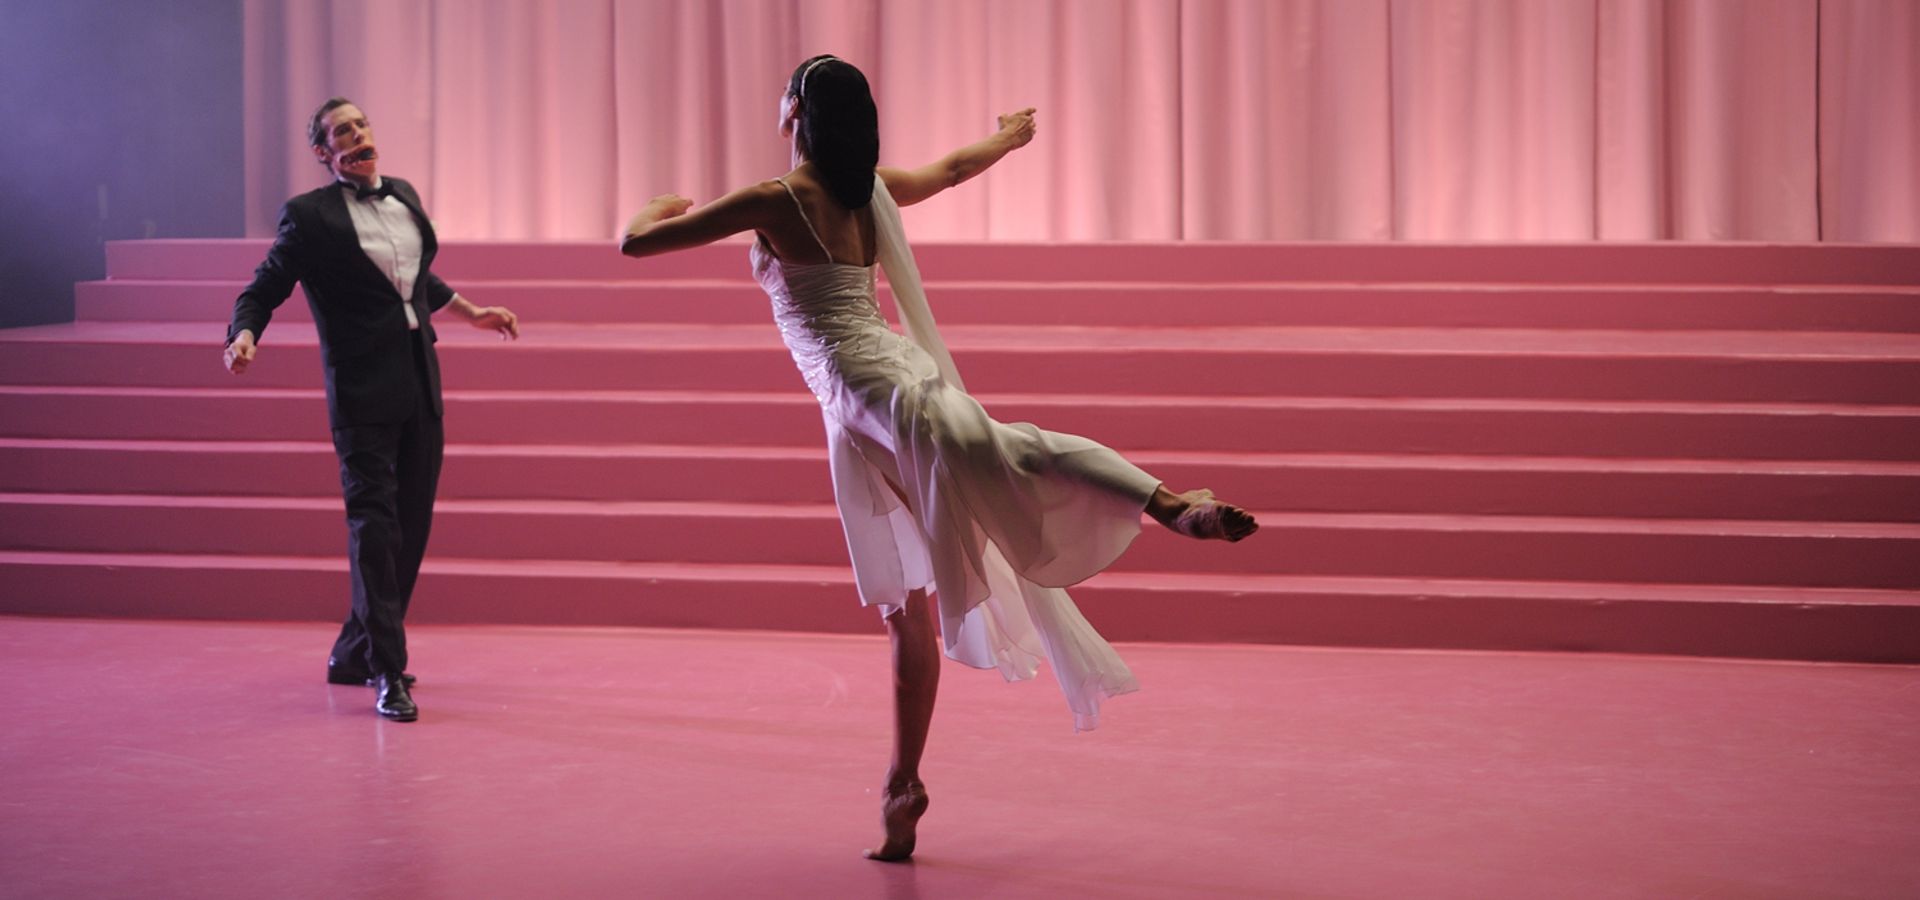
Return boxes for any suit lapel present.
[314,183,358,253]
[388,180,437,324]
[317,182,407,303]
[389,179,438,268]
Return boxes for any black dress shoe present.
[327,657,416,687]
[375,673,418,722]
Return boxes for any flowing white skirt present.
[820,326,1160,731]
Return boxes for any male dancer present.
[224,97,519,721]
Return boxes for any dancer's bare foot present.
[1148,487,1259,542]
[864,780,929,862]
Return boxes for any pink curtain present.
[1179,1,1394,239]
[1820,0,1920,242]
[243,0,1919,242]
[1389,0,1599,239]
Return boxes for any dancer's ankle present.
[884,772,923,794]
[1144,485,1181,526]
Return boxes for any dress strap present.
[773,177,836,264]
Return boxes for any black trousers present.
[328,337,444,676]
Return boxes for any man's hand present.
[997,107,1037,150]
[224,330,257,374]
[467,305,520,340]
[445,295,519,339]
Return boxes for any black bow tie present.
[349,180,395,202]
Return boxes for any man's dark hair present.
[306,96,357,166]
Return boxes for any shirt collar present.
[338,176,386,198]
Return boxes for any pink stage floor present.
[3,616,1916,899]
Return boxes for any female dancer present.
[620,55,1257,861]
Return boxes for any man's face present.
[315,103,378,182]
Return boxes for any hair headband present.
[798,56,837,100]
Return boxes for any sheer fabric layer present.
[750,175,1159,729]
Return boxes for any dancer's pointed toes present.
[1171,495,1261,542]
[1223,507,1259,541]
[866,781,927,863]
[863,843,915,863]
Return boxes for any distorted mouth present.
[346,146,378,164]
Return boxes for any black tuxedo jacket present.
[228,177,456,429]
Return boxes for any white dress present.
[751,174,1161,730]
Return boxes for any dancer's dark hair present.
[787,56,878,209]
[306,96,357,166]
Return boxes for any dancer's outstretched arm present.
[879,107,1036,208]
[619,182,784,258]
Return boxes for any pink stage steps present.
[3,240,1917,661]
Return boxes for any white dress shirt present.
[341,178,426,330]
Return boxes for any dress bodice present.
[751,240,905,406]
